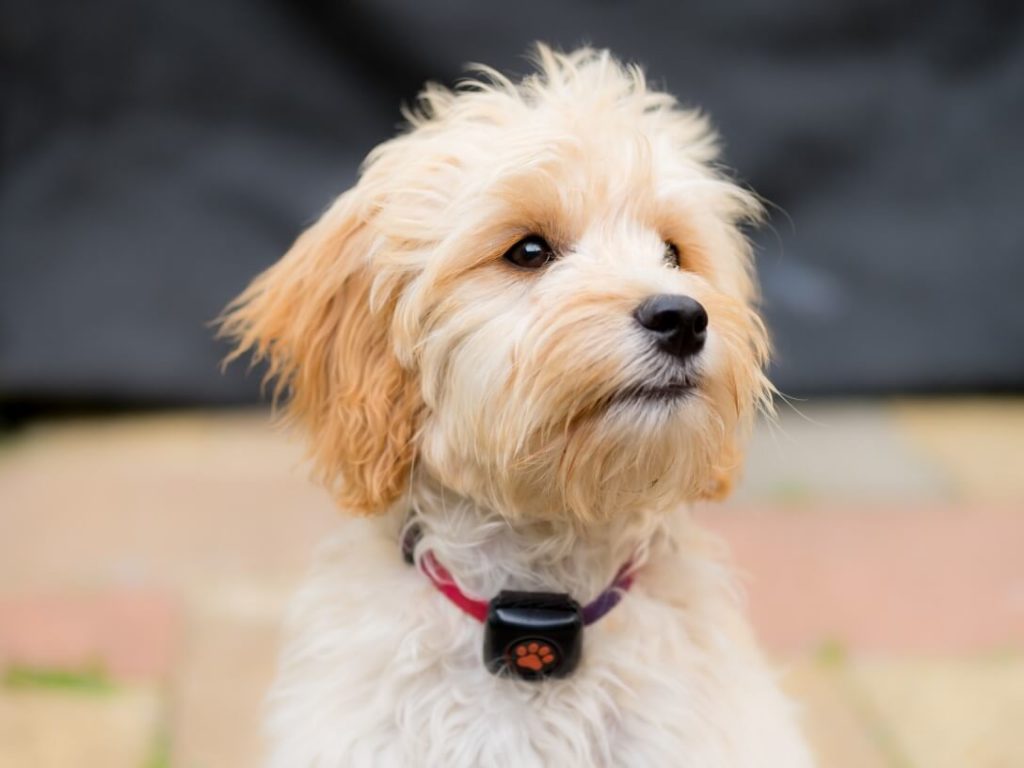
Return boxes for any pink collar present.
[404,526,635,626]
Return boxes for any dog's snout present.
[634,294,708,360]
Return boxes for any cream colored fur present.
[223,45,813,768]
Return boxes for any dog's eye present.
[663,241,681,269]
[503,235,556,270]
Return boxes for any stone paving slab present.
[894,399,1024,501]
[171,583,284,768]
[735,402,953,503]
[702,503,1024,654]
[782,658,890,768]
[0,592,178,684]
[850,657,1024,768]
[0,686,163,768]
[0,412,336,591]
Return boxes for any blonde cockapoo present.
[223,45,813,767]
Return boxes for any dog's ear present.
[220,190,421,515]
[700,434,743,502]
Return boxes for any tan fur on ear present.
[701,435,743,502]
[219,191,422,514]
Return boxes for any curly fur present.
[222,44,812,768]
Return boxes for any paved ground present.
[0,399,1022,767]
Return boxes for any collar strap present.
[402,525,634,626]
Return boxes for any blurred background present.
[1,2,1022,766]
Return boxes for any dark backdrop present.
[3,0,1023,410]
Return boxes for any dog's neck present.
[401,470,674,602]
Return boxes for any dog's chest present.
[264,529,812,767]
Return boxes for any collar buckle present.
[402,523,634,681]
[484,591,583,680]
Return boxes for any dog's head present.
[222,46,771,523]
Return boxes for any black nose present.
[634,294,708,360]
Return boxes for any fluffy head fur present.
[222,45,771,523]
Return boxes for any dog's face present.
[223,47,771,523]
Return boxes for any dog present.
[222,45,813,767]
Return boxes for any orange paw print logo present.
[513,641,557,672]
